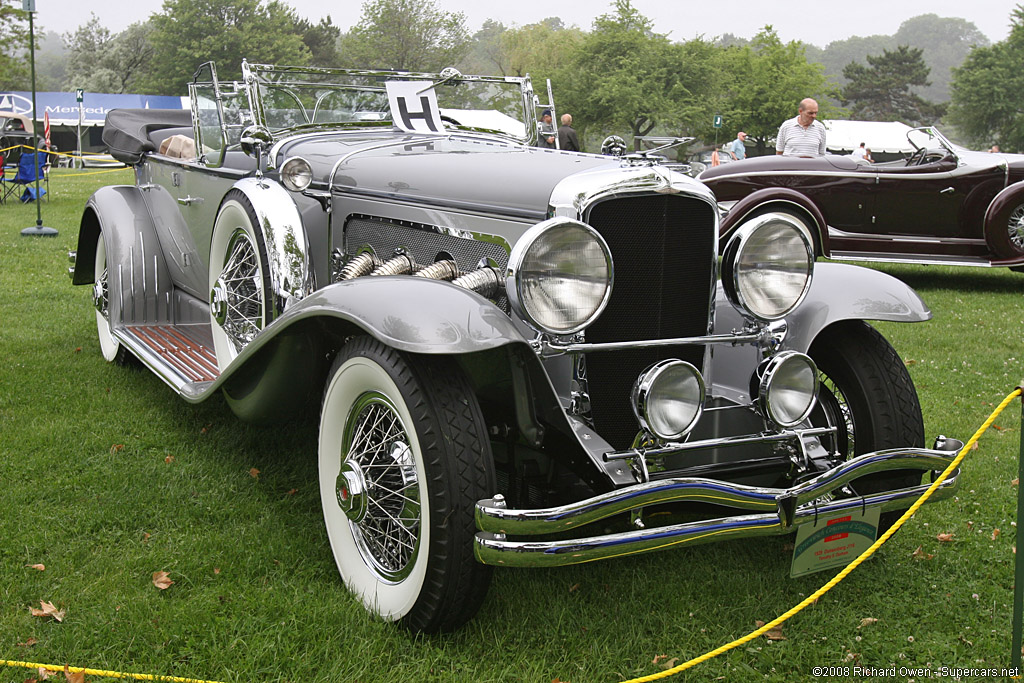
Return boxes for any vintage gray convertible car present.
[69,62,962,633]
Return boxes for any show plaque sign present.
[790,507,880,578]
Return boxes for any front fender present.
[710,262,930,400]
[720,187,830,256]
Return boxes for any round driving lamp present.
[722,213,814,321]
[756,351,819,428]
[631,360,706,441]
[280,156,313,192]
[506,218,613,335]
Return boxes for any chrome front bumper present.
[474,446,962,567]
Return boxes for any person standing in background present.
[776,98,826,157]
[558,114,581,152]
[538,110,556,149]
[729,131,747,160]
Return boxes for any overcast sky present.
[32,0,1016,47]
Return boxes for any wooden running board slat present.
[124,325,220,382]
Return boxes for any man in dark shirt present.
[558,114,581,152]
[537,110,556,149]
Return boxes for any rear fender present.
[73,185,174,327]
[720,188,830,256]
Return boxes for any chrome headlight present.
[506,218,613,334]
[756,351,818,428]
[722,213,813,321]
[631,360,705,441]
[280,156,312,192]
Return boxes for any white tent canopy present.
[823,120,915,154]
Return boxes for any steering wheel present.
[907,148,925,166]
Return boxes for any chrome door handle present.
[177,196,204,205]
[940,187,955,194]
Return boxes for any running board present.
[115,323,220,394]
[829,251,994,267]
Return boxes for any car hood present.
[277,131,617,219]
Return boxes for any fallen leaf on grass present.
[1013,478,1019,487]
[905,359,917,366]
[755,620,786,641]
[911,546,934,561]
[152,571,174,590]
[858,618,878,628]
[17,637,38,647]
[142,532,151,542]
[993,528,1001,541]
[651,655,669,665]
[249,468,260,479]
[26,564,45,571]
[63,665,85,683]
[164,455,175,464]
[551,678,570,683]
[37,666,53,679]
[73,347,81,354]
[970,442,979,451]
[569,583,579,593]
[936,533,955,542]
[214,568,221,575]
[658,658,679,670]
[30,601,65,622]
[993,424,1005,431]
[110,444,124,454]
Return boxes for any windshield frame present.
[239,61,539,145]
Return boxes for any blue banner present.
[0,91,186,125]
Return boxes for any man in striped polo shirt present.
[776,98,826,156]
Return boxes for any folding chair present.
[1,150,49,203]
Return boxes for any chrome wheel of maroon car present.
[318,337,494,633]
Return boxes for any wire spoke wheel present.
[214,229,264,351]
[1008,204,1024,251]
[341,392,422,582]
[319,337,495,632]
[209,192,270,371]
[93,232,131,365]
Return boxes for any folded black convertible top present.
[103,109,192,164]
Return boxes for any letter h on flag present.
[385,81,443,134]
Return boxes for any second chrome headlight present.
[722,212,814,321]
[506,218,613,334]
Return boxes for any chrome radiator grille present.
[583,194,717,449]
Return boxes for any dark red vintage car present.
[700,127,1024,270]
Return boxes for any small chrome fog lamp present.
[756,351,819,428]
[280,156,313,192]
[631,360,706,441]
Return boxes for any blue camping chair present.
[1,151,49,203]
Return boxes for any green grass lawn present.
[1,170,1023,682]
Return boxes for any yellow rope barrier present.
[622,387,1022,683]
[0,659,223,683]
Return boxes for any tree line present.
[0,0,1019,152]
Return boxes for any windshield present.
[907,127,956,155]
[242,63,536,143]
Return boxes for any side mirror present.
[240,125,272,158]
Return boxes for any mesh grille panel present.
[584,195,716,449]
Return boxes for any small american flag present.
[43,110,50,149]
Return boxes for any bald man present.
[776,98,826,156]
[558,113,581,152]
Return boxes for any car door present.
[869,158,964,237]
